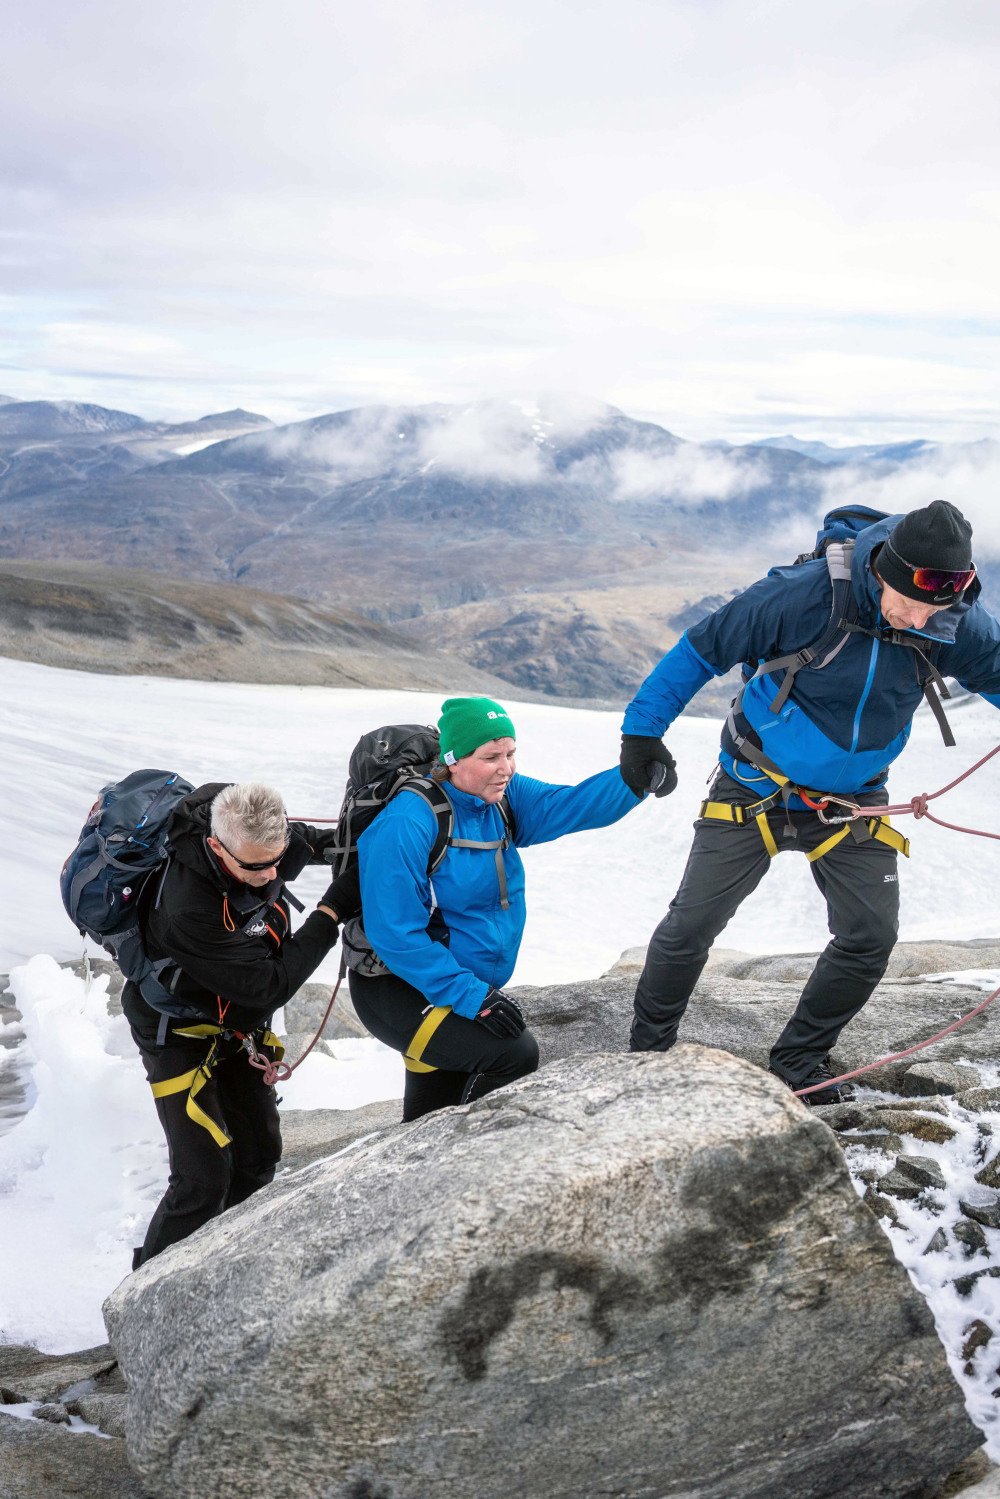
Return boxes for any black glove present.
[474,988,526,1038]
[319,863,362,921]
[619,734,678,798]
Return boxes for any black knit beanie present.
[877,501,974,603]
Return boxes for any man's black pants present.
[130,1026,281,1265]
[631,771,900,1084]
[349,970,540,1121]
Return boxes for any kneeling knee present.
[511,1028,540,1077]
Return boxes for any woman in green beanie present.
[350,695,645,1120]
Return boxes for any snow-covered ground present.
[843,1049,1000,1459]
[2,656,1000,1450]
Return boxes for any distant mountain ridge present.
[0,400,148,438]
[0,394,968,700]
[750,434,937,467]
[0,560,521,696]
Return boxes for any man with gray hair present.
[123,780,359,1265]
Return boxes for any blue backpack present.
[60,770,195,1005]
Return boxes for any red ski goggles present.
[901,559,976,597]
[885,541,976,599]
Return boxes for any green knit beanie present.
[438,697,516,764]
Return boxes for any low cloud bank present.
[819,442,1000,560]
[251,397,771,506]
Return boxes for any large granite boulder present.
[105,1046,979,1499]
[518,938,1000,1089]
[278,1099,399,1171]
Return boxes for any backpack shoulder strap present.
[402,780,517,911]
[744,540,860,716]
[397,777,455,874]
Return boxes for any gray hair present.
[210,783,288,851]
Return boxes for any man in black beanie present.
[619,500,1000,1104]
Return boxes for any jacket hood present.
[167,782,315,899]
[168,783,232,888]
[850,513,982,643]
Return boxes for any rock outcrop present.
[0,1342,140,1498]
[0,1412,148,1499]
[520,938,1000,1090]
[105,1046,980,1499]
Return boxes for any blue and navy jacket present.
[358,768,640,1016]
[624,514,1000,801]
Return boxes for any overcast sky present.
[2,0,998,440]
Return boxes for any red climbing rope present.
[795,980,1000,1096]
[244,968,346,1087]
[817,740,1000,840]
[793,739,1000,1095]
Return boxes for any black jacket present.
[123,783,339,1034]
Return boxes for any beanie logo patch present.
[443,750,457,765]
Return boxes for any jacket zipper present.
[851,636,880,753]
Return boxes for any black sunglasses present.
[214,835,289,872]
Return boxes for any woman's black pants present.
[349,969,540,1121]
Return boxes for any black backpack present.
[331,724,516,977]
[329,723,514,882]
[59,769,199,1012]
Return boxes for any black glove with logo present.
[619,734,678,798]
[318,863,362,922]
[474,988,526,1038]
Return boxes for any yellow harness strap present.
[869,817,909,857]
[754,811,779,858]
[149,1026,286,1146]
[259,1029,285,1059]
[699,800,747,825]
[699,799,910,863]
[805,825,851,862]
[807,816,910,862]
[150,1040,231,1148]
[403,1005,452,1074]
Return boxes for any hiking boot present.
[770,1056,855,1108]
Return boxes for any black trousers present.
[631,771,900,1085]
[349,969,540,1121]
[130,1024,282,1265]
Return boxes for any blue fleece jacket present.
[358,767,640,1016]
[623,514,1000,798]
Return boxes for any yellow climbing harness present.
[149,1025,285,1147]
[403,1005,452,1074]
[698,790,910,862]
